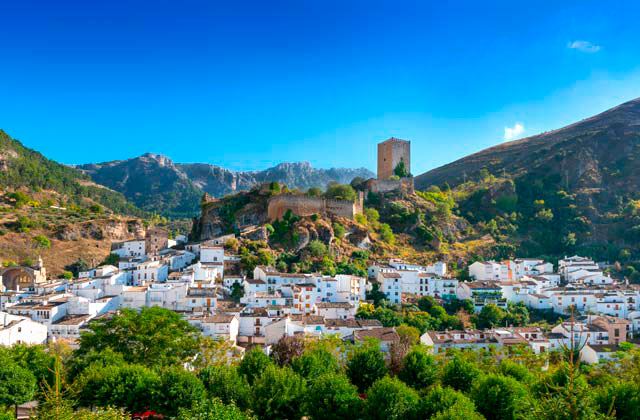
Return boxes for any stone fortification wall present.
[267,194,363,221]
[366,177,414,194]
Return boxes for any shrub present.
[32,234,51,249]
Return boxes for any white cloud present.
[567,40,601,53]
[504,122,525,141]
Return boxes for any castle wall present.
[267,194,363,221]
[367,178,414,194]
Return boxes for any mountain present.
[415,97,640,259]
[0,129,141,216]
[416,98,640,190]
[79,156,374,217]
[78,153,203,218]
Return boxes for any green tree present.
[101,253,120,266]
[291,348,340,380]
[307,187,322,197]
[8,344,56,394]
[596,381,640,420]
[0,359,37,411]
[179,398,255,420]
[307,240,328,258]
[346,342,388,392]
[155,367,206,417]
[333,223,346,239]
[364,208,380,227]
[76,307,201,367]
[366,376,420,420]
[64,258,90,278]
[325,183,357,201]
[251,365,306,420]
[230,282,245,302]
[471,374,528,420]
[398,346,438,390]
[441,354,480,393]
[504,302,530,327]
[73,363,160,413]
[199,365,251,410]
[379,223,395,245]
[304,373,363,420]
[365,283,387,306]
[238,347,273,385]
[394,159,409,178]
[420,385,481,419]
[476,304,506,329]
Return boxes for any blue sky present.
[1,0,639,174]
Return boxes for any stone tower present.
[377,137,411,180]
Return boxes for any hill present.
[416,98,640,189]
[0,129,142,216]
[78,155,374,217]
[415,97,640,261]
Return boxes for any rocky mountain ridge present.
[78,155,374,217]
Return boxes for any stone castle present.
[377,137,411,180]
[267,192,364,221]
[266,137,414,221]
[366,137,414,194]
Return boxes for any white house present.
[468,261,509,282]
[133,260,169,285]
[112,239,146,258]
[190,314,240,343]
[314,302,355,319]
[201,245,225,264]
[0,312,47,345]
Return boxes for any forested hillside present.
[414,98,640,268]
[0,129,142,216]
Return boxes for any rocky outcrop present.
[55,218,146,242]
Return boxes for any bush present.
[379,223,395,245]
[307,240,328,258]
[32,234,51,249]
[325,183,357,201]
[333,222,346,239]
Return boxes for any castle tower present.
[377,137,411,180]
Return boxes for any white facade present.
[468,261,509,282]
[0,312,47,345]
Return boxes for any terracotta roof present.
[290,314,325,325]
[201,315,237,323]
[354,327,400,342]
[316,302,353,309]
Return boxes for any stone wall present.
[366,177,414,194]
[267,193,363,221]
